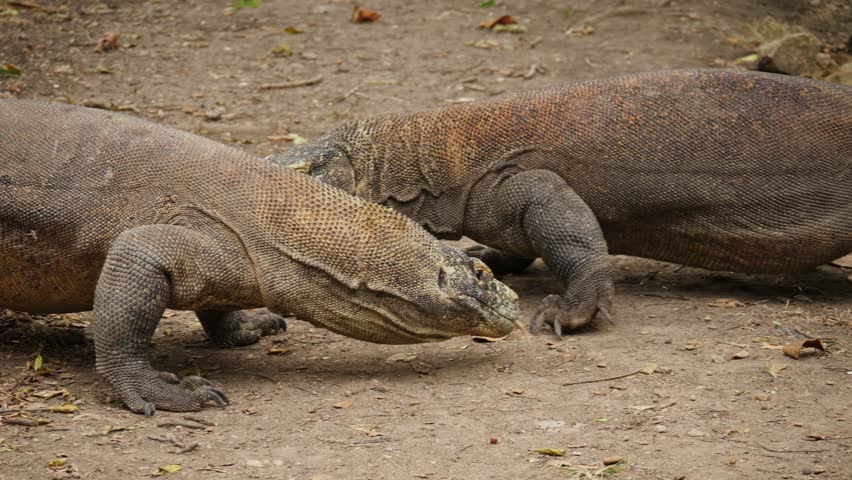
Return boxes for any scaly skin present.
[0,100,519,415]
[269,69,852,335]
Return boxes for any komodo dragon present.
[269,69,852,336]
[0,100,519,415]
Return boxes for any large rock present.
[757,32,823,75]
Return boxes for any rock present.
[757,32,823,75]
[731,350,750,360]
[687,428,705,437]
[654,425,668,433]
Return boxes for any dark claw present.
[204,386,230,407]
[272,317,287,335]
[143,402,156,417]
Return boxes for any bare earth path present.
[1,1,850,479]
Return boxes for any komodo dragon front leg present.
[95,224,261,415]
[468,170,614,336]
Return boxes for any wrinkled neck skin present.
[314,117,482,239]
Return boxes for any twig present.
[563,369,643,386]
[639,293,689,300]
[182,415,215,427]
[176,442,199,454]
[157,419,206,430]
[728,438,829,454]
[259,75,323,90]
[1,417,48,427]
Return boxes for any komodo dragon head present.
[260,164,520,344]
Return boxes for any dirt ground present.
[1,1,851,479]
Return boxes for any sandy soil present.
[1,1,850,479]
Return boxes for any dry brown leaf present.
[266,347,290,355]
[731,350,750,360]
[602,456,624,465]
[782,339,825,360]
[333,400,352,409]
[95,32,119,53]
[534,447,565,456]
[766,363,787,377]
[479,15,517,30]
[565,24,594,36]
[352,5,381,23]
[48,403,78,414]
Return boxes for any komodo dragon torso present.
[270,69,852,335]
[0,100,518,415]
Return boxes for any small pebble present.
[687,429,705,437]
[689,394,697,401]
[654,425,667,433]
[602,456,624,465]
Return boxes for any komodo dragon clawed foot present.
[529,265,615,337]
[197,309,288,347]
[131,371,229,416]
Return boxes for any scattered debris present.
[271,44,292,57]
[782,339,825,360]
[534,447,566,456]
[352,5,380,23]
[259,75,323,90]
[565,25,594,37]
[707,298,745,308]
[480,15,517,30]
[95,32,119,53]
[563,363,656,387]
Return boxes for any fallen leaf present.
[95,32,119,53]
[333,400,352,409]
[465,39,501,49]
[230,0,262,9]
[782,339,825,360]
[565,25,594,36]
[49,403,78,414]
[478,0,495,7]
[638,363,657,375]
[162,327,173,336]
[707,298,745,308]
[152,464,182,476]
[284,26,303,34]
[267,133,307,144]
[806,433,826,441]
[493,24,526,34]
[271,44,292,57]
[766,363,787,377]
[0,8,19,16]
[603,456,624,465]
[479,15,517,30]
[33,353,43,371]
[385,352,416,364]
[266,346,290,355]
[162,310,178,318]
[32,389,67,400]
[534,447,566,456]
[47,458,67,468]
[94,64,114,74]
[352,5,380,23]
[731,350,749,360]
[753,393,771,401]
[735,53,760,64]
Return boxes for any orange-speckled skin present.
[272,69,851,333]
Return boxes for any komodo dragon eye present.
[470,260,491,282]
